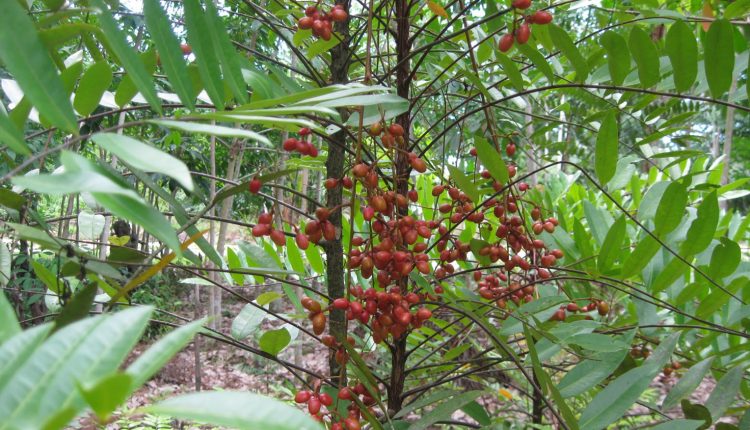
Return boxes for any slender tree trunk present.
[388,0,412,414]
[325,1,352,380]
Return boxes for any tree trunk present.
[388,0,412,414]
[325,0,352,380]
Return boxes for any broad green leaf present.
[725,0,750,18]
[595,110,618,186]
[91,133,194,192]
[143,0,195,109]
[704,19,734,98]
[598,216,626,273]
[0,306,153,429]
[567,333,629,352]
[558,332,634,397]
[79,373,132,421]
[307,37,341,58]
[447,165,480,202]
[0,188,26,210]
[5,222,67,251]
[149,120,269,145]
[680,192,718,256]
[681,400,712,429]
[628,26,660,88]
[93,0,162,114]
[474,136,508,184]
[517,43,554,82]
[93,191,181,254]
[649,420,705,430]
[579,333,680,430]
[145,391,322,430]
[114,50,157,107]
[654,181,688,235]
[231,303,266,340]
[497,53,524,91]
[0,1,77,132]
[665,20,698,92]
[709,238,741,279]
[407,391,485,430]
[662,357,714,410]
[183,0,224,109]
[126,318,205,390]
[0,111,30,155]
[600,32,630,85]
[549,23,589,81]
[0,324,53,387]
[256,292,283,306]
[0,288,20,343]
[258,328,291,356]
[204,0,247,104]
[74,62,112,117]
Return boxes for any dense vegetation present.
[0,0,749,428]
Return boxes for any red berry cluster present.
[250,211,287,246]
[298,4,348,41]
[499,0,553,53]
[295,382,376,430]
[283,127,319,157]
[551,299,609,322]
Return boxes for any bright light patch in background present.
[120,0,143,13]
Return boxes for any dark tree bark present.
[325,1,352,380]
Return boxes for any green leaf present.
[74,62,112,117]
[259,328,291,356]
[93,0,162,114]
[0,244,10,290]
[517,43,554,82]
[709,238,741,279]
[0,110,30,155]
[598,215,626,273]
[595,110,619,186]
[149,119,270,145]
[628,26,660,88]
[447,165,480,203]
[725,0,750,18]
[680,192,718,256]
[183,0,224,109]
[706,365,744,419]
[549,23,589,81]
[231,303,266,340]
[53,282,98,331]
[307,37,341,58]
[649,419,706,430]
[204,0,247,104]
[681,400,712,429]
[0,289,21,344]
[557,332,634,398]
[143,0,195,109]
[579,333,680,430]
[665,20,698,92]
[145,391,322,430]
[0,324,53,387]
[704,19,735,98]
[114,50,157,107]
[600,31,631,85]
[126,318,205,390]
[0,0,77,132]
[654,181,688,235]
[662,357,714,410]
[474,136,508,184]
[91,133,194,192]
[0,188,27,210]
[407,391,485,430]
[497,53,524,91]
[567,333,629,352]
[0,306,153,429]
[79,373,132,422]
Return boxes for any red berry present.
[249,177,262,194]
[295,232,310,250]
[515,24,530,45]
[295,390,311,403]
[319,392,333,406]
[333,298,350,309]
[298,16,313,29]
[308,396,321,414]
[299,127,312,136]
[512,0,532,9]
[529,10,553,24]
[499,33,514,52]
[388,123,405,137]
[331,7,348,21]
